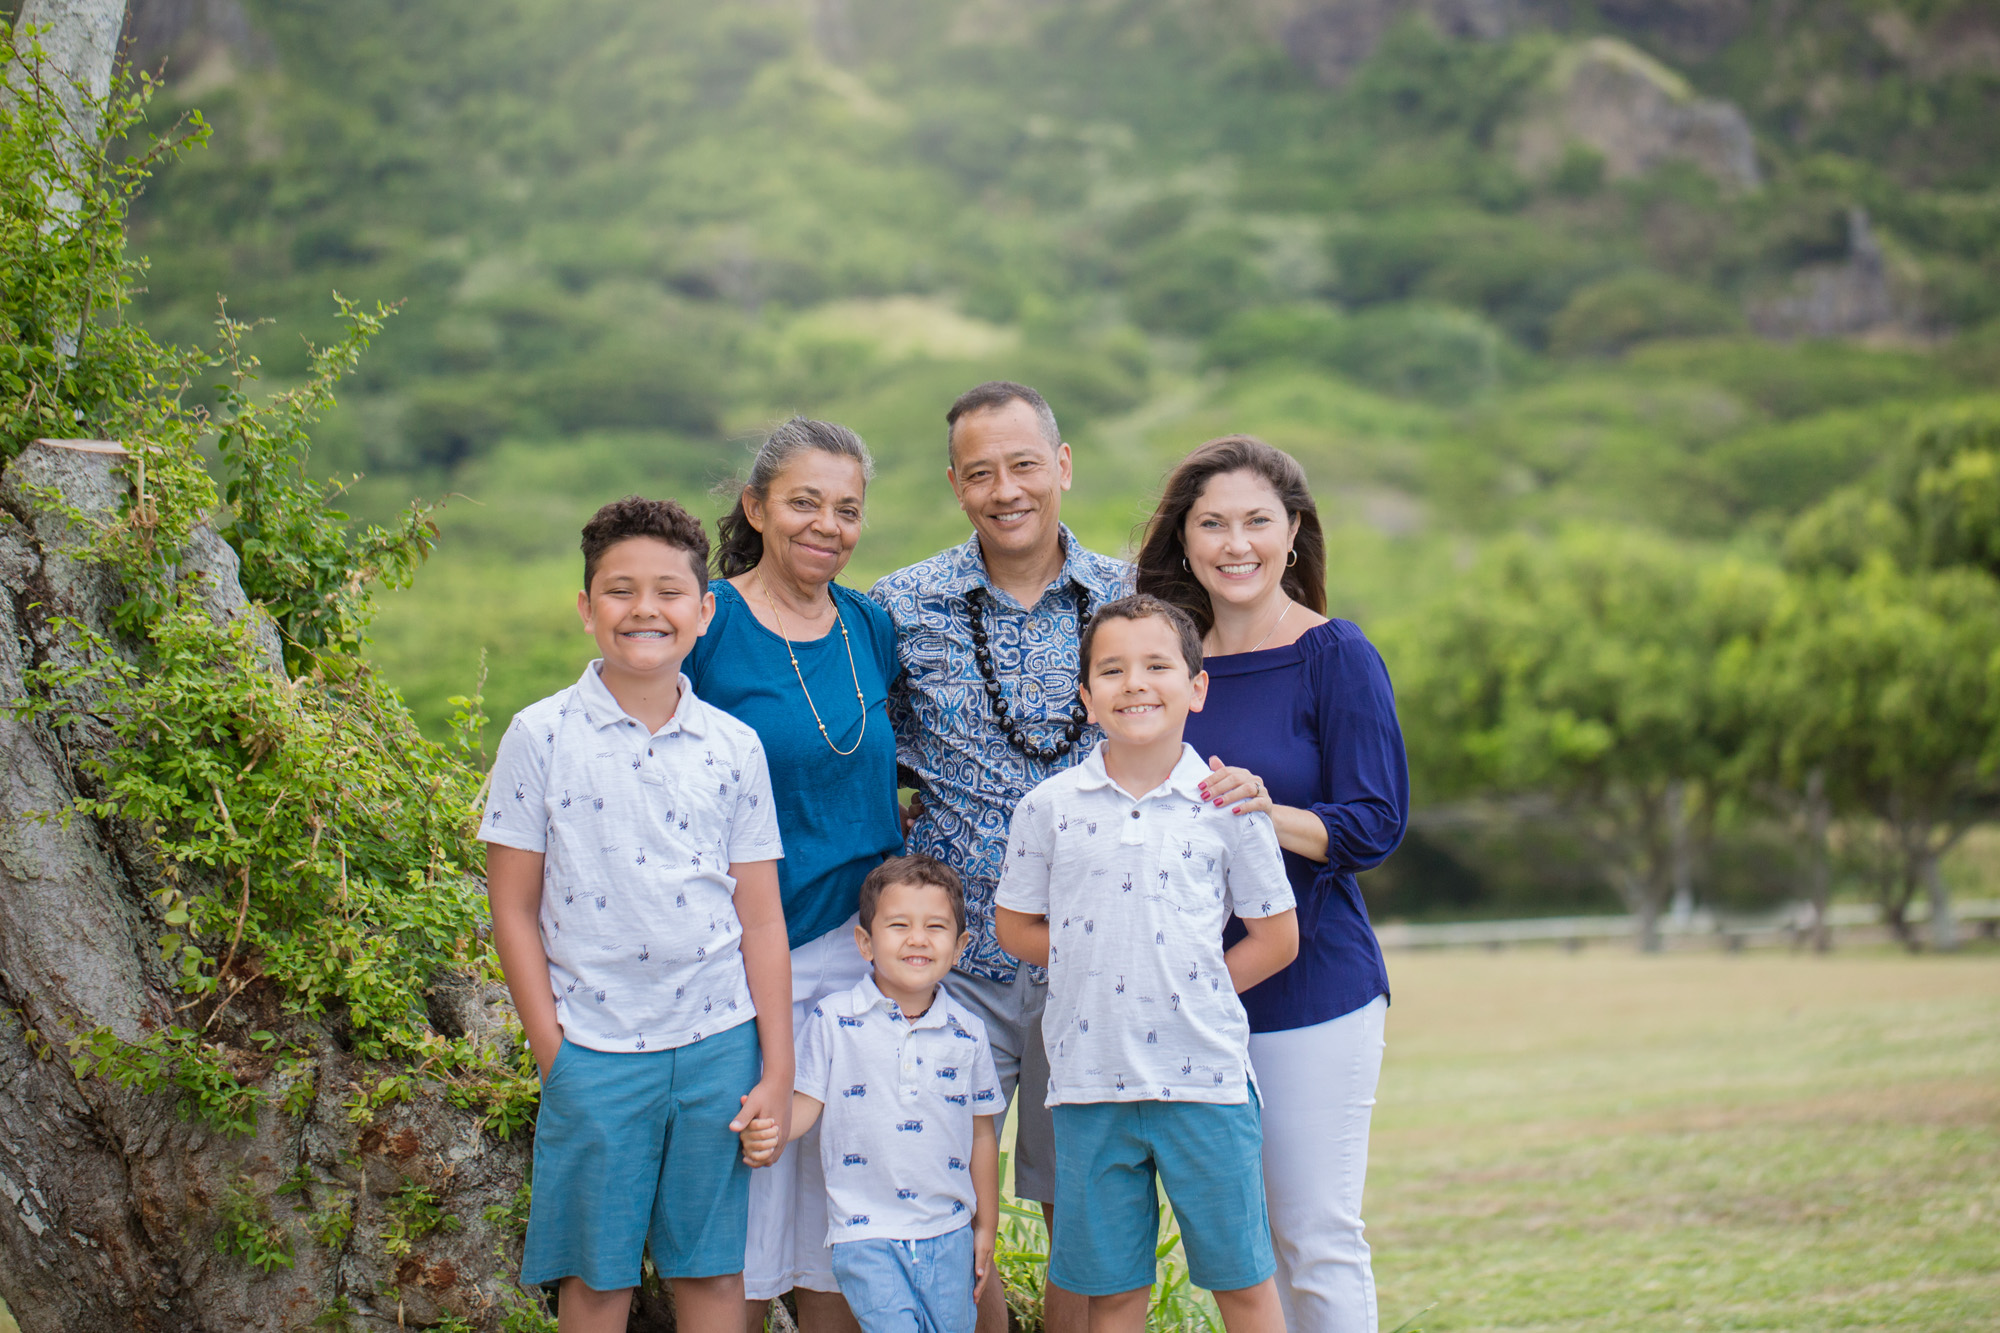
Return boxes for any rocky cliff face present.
[1748,208,1923,341]
[1264,3,1762,192]
[1510,36,1760,191]
[0,442,548,1333]
[1275,0,1533,87]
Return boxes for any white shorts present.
[744,917,871,1299]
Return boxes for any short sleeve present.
[1222,811,1294,919]
[682,583,733,696]
[867,579,921,763]
[969,1027,1005,1116]
[727,738,784,864]
[848,585,902,690]
[992,790,1054,915]
[480,713,550,853]
[795,1004,833,1101]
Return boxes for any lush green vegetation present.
[4,2,535,1198]
[104,0,2000,925]
[1369,948,2000,1330]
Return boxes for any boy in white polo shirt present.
[737,854,1002,1333]
[481,497,796,1333]
[994,594,1299,1333]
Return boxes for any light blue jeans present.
[829,1225,976,1333]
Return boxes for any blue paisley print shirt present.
[869,528,1132,981]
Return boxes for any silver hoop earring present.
[1181,556,1190,572]
[1286,549,1299,568]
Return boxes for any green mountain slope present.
[107,0,2000,761]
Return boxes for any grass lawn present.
[3,949,1990,1332]
[1368,949,2000,1332]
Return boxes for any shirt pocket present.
[1162,821,1235,911]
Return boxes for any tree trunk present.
[12,0,127,136]
[0,442,564,1332]
[5,2,129,362]
[1802,768,1831,953]
[1623,786,1673,954]
[1666,780,1694,925]
[1926,845,1957,953]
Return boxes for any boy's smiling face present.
[856,879,968,1011]
[576,536,714,681]
[1079,613,1208,749]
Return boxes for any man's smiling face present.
[946,399,1073,569]
[576,535,713,682]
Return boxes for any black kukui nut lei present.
[966,583,1091,764]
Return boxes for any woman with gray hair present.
[685,418,904,1333]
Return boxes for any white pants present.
[1249,995,1388,1333]
[744,916,870,1300]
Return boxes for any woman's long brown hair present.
[1133,435,1327,638]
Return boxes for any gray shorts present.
[942,964,1055,1205]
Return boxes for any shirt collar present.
[573,660,707,738]
[938,525,1123,606]
[852,973,954,1029]
[1073,740,1209,802]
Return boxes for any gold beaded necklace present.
[758,573,868,757]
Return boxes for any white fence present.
[1373,898,2000,951]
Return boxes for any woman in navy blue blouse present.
[1136,436,1408,1333]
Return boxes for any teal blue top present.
[686,579,904,949]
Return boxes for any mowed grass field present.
[2,949,1991,1332]
[1367,949,2000,1332]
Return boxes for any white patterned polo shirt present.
[796,975,1003,1245]
[479,661,783,1052]
[994,742,1294,1106]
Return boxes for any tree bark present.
[1665,779,1693,925]
[1802,768,1831,953]
[12,0,127,134]
[0,442,556,1332]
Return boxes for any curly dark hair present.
[857,854,966,935]
[1133,435,1326,637]
[1077,594,1204,683]
[581,495,711,593]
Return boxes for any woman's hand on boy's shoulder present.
[1198,755,1271,816]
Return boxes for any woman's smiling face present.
[746,448,867,589]
[1181,468,1300,612]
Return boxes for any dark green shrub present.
[1548,271,1744,357]
[1334,303,1502,403]
[1332,209,1623,344]
[1202,305,1349,371]
[1124,227,1274,337]
[1550,142,1607,198]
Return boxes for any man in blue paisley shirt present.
[869,381,1129,1333]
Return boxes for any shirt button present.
[1130,810,1141,820]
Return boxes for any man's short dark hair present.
[580,496,710,594]
[858,854,967,935]
[1078,594,1204,682]
[945,381,1061,459]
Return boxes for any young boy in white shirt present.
[993,594,1299,1333]
[737,854,1002,1333]
[481,497,796,1333]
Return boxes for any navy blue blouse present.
[1183,619,1408,1033]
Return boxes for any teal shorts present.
[522,1020,759,1290]
[1049,1097,1275,1297]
